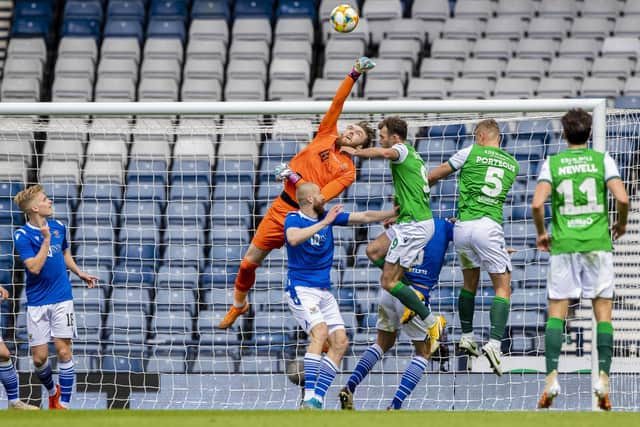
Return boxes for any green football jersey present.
[449,144,519,224]
[390,143,433,223]
[542,148,617,254]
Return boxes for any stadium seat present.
[228,40,268,63]
[146,348,188,373]
[233,18,272,44]
[454,0,495,20]
[234,0,273,19]
[7,38,47,64]
[407,77,450,99]
[183,58,224,82]
[536,78,580,98]
[1,77,40,102]
[580,0,621,19]
[493,78,537,99]
[516,39,558,61]
[548,57,589,80]
[449,78,494,99]
[275,17,314,44]
[484,16,526,40]
[364,78,404,99]
[112,263,155,288]
[558,38,601,60]
[572,17,613,40]
[104,20,144,44]
[209,244,246,267]
[472,39,514,61]
[462,59,505,80]
[527,17,570,40]
[538,0,577,19]
[591,57,632,79]
[411,0,449,21]
[75,243,115,268]
[4,57,44,83]
[147,19,186,43]
[156,265,198,289]
[442,17,485,40]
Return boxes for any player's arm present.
[19,225,51,275]
[427,162,454,186]
[340,145,399,160]
[531,181,552,251]
[346,208,397,225]
[285,205,342,246]
[0,285,8,300]
[64,249,98,288]
[608,177,629,240]
[319,164,356,201]
[316,57,375,138]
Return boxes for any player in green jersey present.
[428,119,519,376]
[340,116,445,353]
[532,108,628,411]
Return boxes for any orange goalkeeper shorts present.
[251,196,296,251]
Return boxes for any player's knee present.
[333,333,349,355]
[32,354,48,367]
[311,324,329,344]
[0,345,10,361]
[366,241,385,261]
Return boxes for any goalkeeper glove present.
[274,162,302,185]
[349,56,376,80]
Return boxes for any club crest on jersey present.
[53,230,60,238]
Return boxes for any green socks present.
[545,317,565,374]
[489,296,510,341]
[390,282,428,319]
[597,321,613,375]
[458,288,475,334]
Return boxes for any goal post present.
[2,98,638,411]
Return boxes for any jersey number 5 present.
[481,166,504,197]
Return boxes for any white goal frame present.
[0,98,608,410]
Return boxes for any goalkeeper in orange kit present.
[219,57,376,329]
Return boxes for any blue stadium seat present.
[119,224,160,244]
[212,182,253,201]
[235,0,274,19]
[124,181,167,208]
[342,267,379,288]
[348,182,390,210]
[155,289,196,315]
[104,19,144,43]
[261,139,299,160]
[64,1,104,21]
[14,1,53,19]
[75,224,115,242]
[516,160,540,183]
[163,224,205,245]
[214,159,255,184]
[510,310,545,329]
[0,197,22,225]
[615,96,640,109]
[150,309,193,343]
[438,265,463,286]
[146,18,186,43]
[72,286,106,312]
[255,182,281,206]
[112,263,155,287]
[277,0,317,20]
[429,287,456,311]
[104,310,147,346]
[101,354,145,372]
[81,180,122,209]
[210,200,251,227]
[424,123,465,142]
[156,265,198,289]
[0,224,12,239]
[210,226,250,245]
[162,244,202,269]
[209,244,246,266]
[127,160,168,185]
[40,180,78,209]
[358,158,391,182]
[201,264,237,289]
[146,348,187,373]
[417,138,459,162]
[121,200,162,226]
[75,243,115,268]
[514,119,555,145]
[510,204,551,221]
[258,158,284,183]
[504,138,545,160]
[149,0,188,21]
[431,178,457,199]
[118,243,158,268]
[522,264,549,289]
[75,310,102,344]
[166,200,208,227]
[62,19,102,40]
[431,198,457,218]
[108,0,146,22]
[11,17,51,39]
[511,289,547,309]
[75,200,117,225]
[0,241,14,268]
[504,222,537,246]
[168,180,211,206]
[336,287,356,311]
[171,159,211,184]
[0,182,23,199]
[191,0,231,20]
[111,287,153,313]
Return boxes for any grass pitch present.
[3,410,640,427]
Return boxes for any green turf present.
[3,410,640,427]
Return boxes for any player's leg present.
[51,300,76,409]
[584,251,615,411]
[341,293,398,410]
[382,222,433,320]
[0,340,38,410]
[459,268,480,357]
[368,231,413,287]
[484,270,512,374]
[314,327,348,408]
[539,253,578,408]
[303,322,328,408]
[388,340,430,410]
[538,298,568,409]
[593,297,613,411]
[28,305,60,408]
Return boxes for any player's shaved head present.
[14,184,44,213]
[296,182,320,207]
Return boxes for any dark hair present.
[561,108,592,145]
[356,121,375,148]
[378,116,408,141]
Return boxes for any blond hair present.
[14,184,44,213]
[474,119,500,138]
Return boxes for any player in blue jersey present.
[0,285,39,410]
[285,182,396,410]
[339,218,455,410]
[13,185,98,410]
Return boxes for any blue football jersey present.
[405,218,454,299]
[13,220,72,306]
[284,210,350,289]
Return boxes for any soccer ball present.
[330,4,359,33]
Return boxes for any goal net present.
[0,100,637,410]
